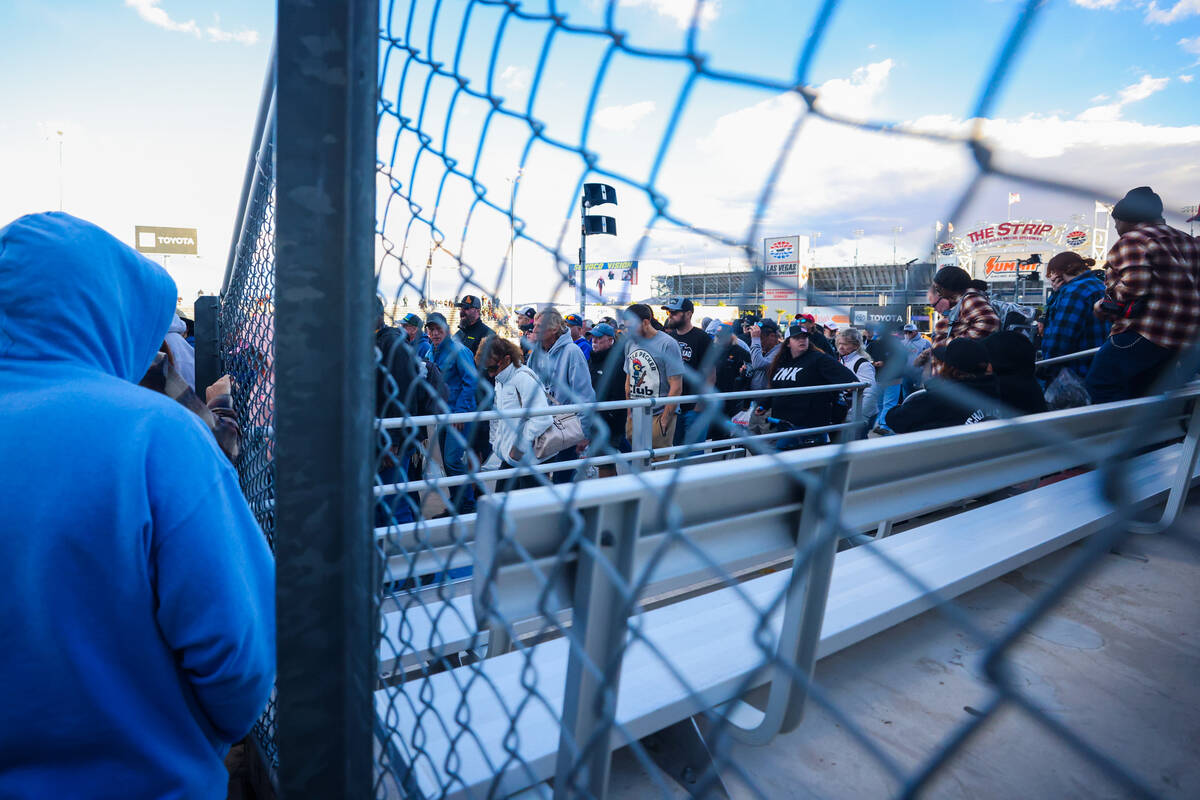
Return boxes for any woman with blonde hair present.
[476,336,555,489]
[835,327,880,421]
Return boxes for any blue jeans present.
[673,407,707,446]
[376,461,415,526]
[439,425,477,513]
[876,381,903,430]
[546,445,579,485]
[1085,331,1174,405]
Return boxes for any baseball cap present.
[456,294,482,309]
[902,323,918,332]
[662,296,694,313]
[517,305,537,319]
[757,318,780,333]
[787,323,811,338]
[795,313,816,325]
[592,322,616,338]
[931,338,990,375]
[704,319,723,336]
[564,313,584,327]
[400,312,422,327]
[425,312,449,330]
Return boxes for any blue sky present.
[2,1,1198,306]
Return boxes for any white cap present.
[903,323,918,332]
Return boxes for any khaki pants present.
[627,411,677,462]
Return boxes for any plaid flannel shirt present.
[932,288,1000,345]
[931,289,999,376]
[1100,222,1200,350]
[1042,272,1109,376]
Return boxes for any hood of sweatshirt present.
[0,212,176,382]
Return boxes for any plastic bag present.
[1044,367,1091,410]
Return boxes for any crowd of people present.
[1,182,1195,796]
[375,186,1200,520]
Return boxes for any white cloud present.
[125,1,258,45]
[594,100,656,132]
[1145,0,1200,24]
[1181,35,1200,59]
[499,66,532,92]
[1071,0,1120,8]
[813,59,895,120]
[1077,74,1168,121]
[619,0,719,29]
[1089,93,1110,102]
[1181,74,1196,82]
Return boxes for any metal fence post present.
[193,295,221,395]
[275,0,378,797]
[631,407,653,471]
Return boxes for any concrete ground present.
[608,503,1200,799]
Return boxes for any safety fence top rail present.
[379,382,868,428]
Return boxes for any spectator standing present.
[753,322,856,449]
[426,312,479,513]
[747,318,783,390]
[165,313,196,390]
[0,213,273,799]
[887,338,1003,434]
[713,323,752,416]
[565,313,593,361]
[516,305,538,358]
[376,301,426,525]
[399,311,433,360]
[528,307,595,481]
[793,313,835,354]
[1086,187,1200,403]
[477,337,554,491]
[588,322,629,458]
[663,296,713,444]
[623,304,684,459]
[835,327,880,423]
[453,294,494,356]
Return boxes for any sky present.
[2,0,1199,308]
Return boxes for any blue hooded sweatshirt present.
[0,213,275,799]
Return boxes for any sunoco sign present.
[135,226,198,255]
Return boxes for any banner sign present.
[764,236,800,266]
[975,253,1040,276]
[965,221,1056,247]
[851,304,907,329]
[135,226,198,255]
[577,261,637,305]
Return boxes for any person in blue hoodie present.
[0,213,275,800]
[425,311,479,513]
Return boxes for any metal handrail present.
[374,420,858,495]
[1035,346,1100,367]
[378,382,868,429]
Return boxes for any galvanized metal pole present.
[275,0,378,797]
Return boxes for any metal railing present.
[205,1,1200,798]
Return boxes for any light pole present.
[506,168,523,311]
[892,226,902,266]
[1184,205,1198,238]
[853,229,864,266]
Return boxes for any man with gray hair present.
[528,306,595,482]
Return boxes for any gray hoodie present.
[528,331,596,405]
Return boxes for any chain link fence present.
[219,94,278,772]
[216,1,1200,797]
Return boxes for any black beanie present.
[932,266,972,294]
[1111,187,1163,223]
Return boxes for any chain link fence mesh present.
[219,122,278,769]
[218,0,1199,797]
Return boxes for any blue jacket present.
[528,332,596,404]
[0,213,275,800]
[1042,272,1109,377]
[410,331,433,361]
[431,336,478,413]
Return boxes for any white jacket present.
[489,364,555,465]
[840,349,880,414]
